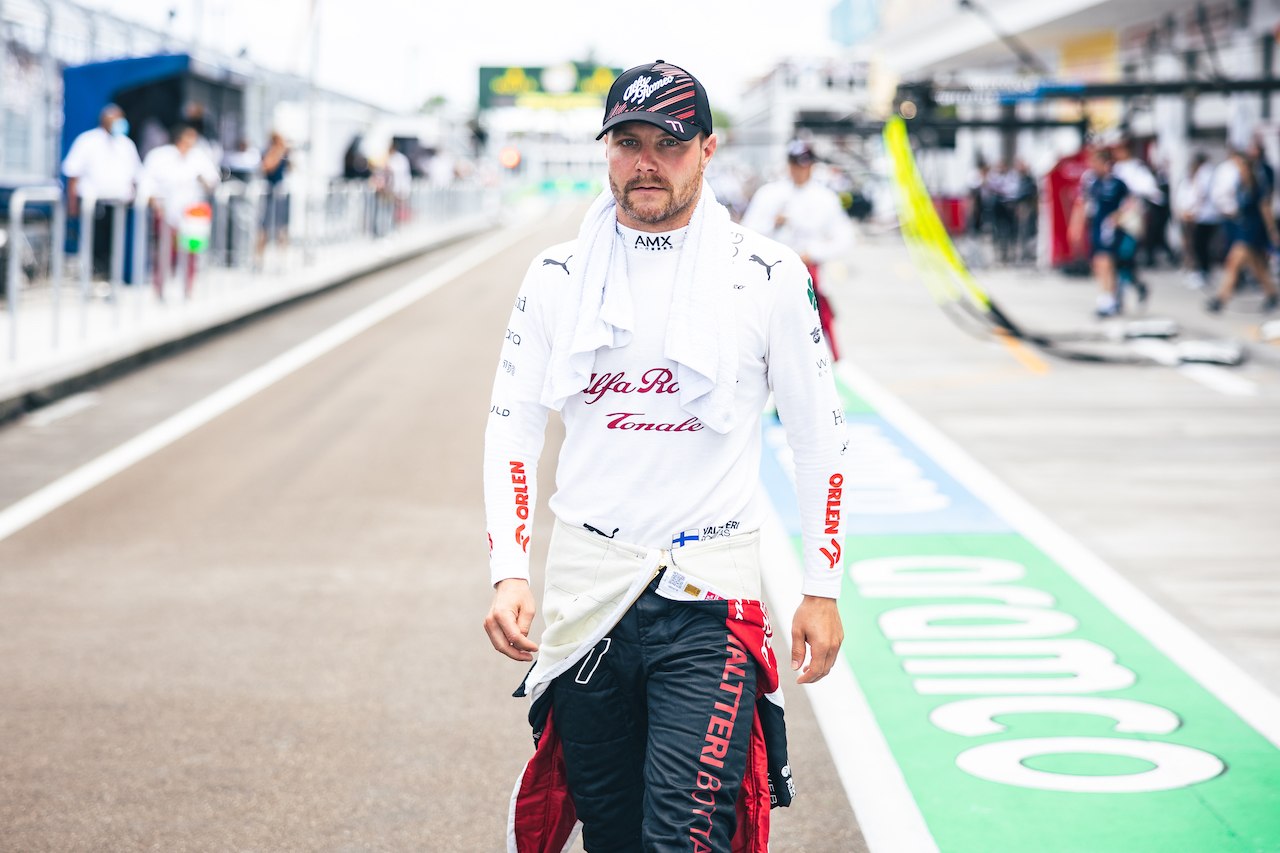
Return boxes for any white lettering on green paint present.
[852,554,1227,793]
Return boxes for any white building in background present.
[866,0,1280,192]
[0,0,472,188]
[731,58,872,177]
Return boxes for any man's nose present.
[635,144,661,172]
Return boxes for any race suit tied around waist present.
[516,518,763,705]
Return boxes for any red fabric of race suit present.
[509,579,790,853]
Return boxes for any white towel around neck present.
[539,180,738,434]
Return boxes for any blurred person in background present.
[1111,140,1160,304]
[1143,156,1176,268]
[1012,161,1038,264]
[1207,144,1279,313]
[968,160,988,234]
[256,132,290,262]
[384,141,412,220]
[1068,147,1128,317]
[182,101,222,167]
[343,137,371,180]
[1179,152,1221,289]
[62,104,141,280]
[742,139,852,358]
[988,161,1018,263]
[139,124,219,298]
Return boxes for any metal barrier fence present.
[1,180,493,362]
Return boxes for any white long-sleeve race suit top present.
[740,178,853,264]
[484,219,847,599]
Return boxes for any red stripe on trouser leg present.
[730,715,771,853]
[726,602,780,695]
[512,709,578,853]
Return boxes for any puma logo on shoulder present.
[749,254,782,280]
[542,255,572,274]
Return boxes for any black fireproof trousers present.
[551,573,759,853]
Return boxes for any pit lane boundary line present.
[759,503,940,853]
[0,212,564,544]
[834,360,1280,749]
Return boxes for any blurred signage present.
[478,63,621,110]
[830,0,880,47]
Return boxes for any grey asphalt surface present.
[0,208,863,853]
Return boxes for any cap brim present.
[596,111,703,142]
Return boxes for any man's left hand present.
[790,595,844,684]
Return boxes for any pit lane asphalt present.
[0,207,864,853]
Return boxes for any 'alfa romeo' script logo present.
[623,74,674,105]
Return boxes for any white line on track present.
[1127,338,1261,396]
[0,216,553,545]
[1178,363,1260,396]
[759,502,940,853]
[834,360,1280,750]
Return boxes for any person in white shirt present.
[385,142,412,200]
[138,124,219,297]
[483,61,844,852]
[741,140,852,359]
[61,104,142,278]
[1175,153,1216,289]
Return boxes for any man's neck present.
[615,184,701,233]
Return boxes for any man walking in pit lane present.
[483,61,847,853]
[741,139,852,360]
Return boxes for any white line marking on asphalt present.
[24,391,101,427]
[759,500,940,853]
[0,218,552,544]
[835,360,1280,750]
[1178,363,1260,396]
[1128,338,1261,396]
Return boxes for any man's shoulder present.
[72,127,108,146]
[729,225,803,268]
[727,225,808,302]
[144,144,176,165]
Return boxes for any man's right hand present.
[484,578,539,661]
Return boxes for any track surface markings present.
[0,219,548,544]
[759,360,1280,853]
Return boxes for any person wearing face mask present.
[61,104,142,279]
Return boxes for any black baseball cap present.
[597,61,713,142]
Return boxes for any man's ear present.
[702,133,718,164]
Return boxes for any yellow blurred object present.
[882,116,994,319]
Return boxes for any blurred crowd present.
[968,160,1040,265]
[1068,136,1278,317]
[59,101,476,293]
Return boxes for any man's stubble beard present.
[610,162,704,225]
